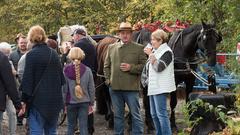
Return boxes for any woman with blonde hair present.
[141,29,176,135]
[63,47,95,135]
[19,25,65,134]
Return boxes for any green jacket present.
[104,41,147,91]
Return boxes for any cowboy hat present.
[117,22,133,32]
[15,33,26,42]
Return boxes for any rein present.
[190,69,212,86]
[136,30,142,44]
[171,31,182,51]
[95,73,106,89]
[171,30,207,72]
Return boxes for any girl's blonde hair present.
[68,47,85,98]
[27,25,47,44]
[151,29,168,43]
[67,47,85,61]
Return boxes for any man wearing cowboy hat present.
[104,22,147,135]
[9,33,27,126]
[9,33,27,71]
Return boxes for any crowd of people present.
[0,22,176,135]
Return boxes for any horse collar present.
[171,31,183,51]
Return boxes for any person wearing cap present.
[9,33,28,71]
[104,22,147,135]
[9,33,27,126]
[72,28,97,74]
[72,27,96,135]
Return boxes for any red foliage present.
[133,19,191,33]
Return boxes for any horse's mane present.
[168,24,203,52]
[132,28,152,46]
[182,24,202,35]
[96,36,119,74]
[97,36,119,47]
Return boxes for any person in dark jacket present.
[0,51,22,134]
[72,28,97,73]
[9,33,28,126]
[19,25,65,135]
[72,28,97,134]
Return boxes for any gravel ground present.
[1,99,187,135]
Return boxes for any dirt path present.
[1,99,187,135]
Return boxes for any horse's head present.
[132,28,152,46]
[197,21,222,66]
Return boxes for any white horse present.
[57,24,97,53]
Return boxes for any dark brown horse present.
[168,22,222,131]
[132,21,222,133]
[95,36,119,129]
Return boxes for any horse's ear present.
[201,20,207,28]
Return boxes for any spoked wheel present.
[58,108,66,126]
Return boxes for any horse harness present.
[170,28,215,86]
[170,30,206,71]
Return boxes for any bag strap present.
[29,49,53,101]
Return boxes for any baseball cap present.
[71,29,86,36]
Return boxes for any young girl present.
[63,47,95,135]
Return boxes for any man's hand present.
[105,79,111,86]
[18,102,26,117]
[120,63,131,72]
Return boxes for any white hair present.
[70,25,88,35]
[0,42,11,50]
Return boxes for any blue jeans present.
[109,88,143,135]
[149,94,172,135]
[28,107,58,135]
[67,102,89,135]
[0,111,3,135]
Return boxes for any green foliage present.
[226,118,240,134]
[0,0,239,76]
[186,99,228,125]
[181,101,200,127]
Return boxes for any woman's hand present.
[143,47,153,56]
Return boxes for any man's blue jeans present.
[109,88,143,135]
[66,102,89,135]
[28,107,58,135]
[149,94,172,135]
